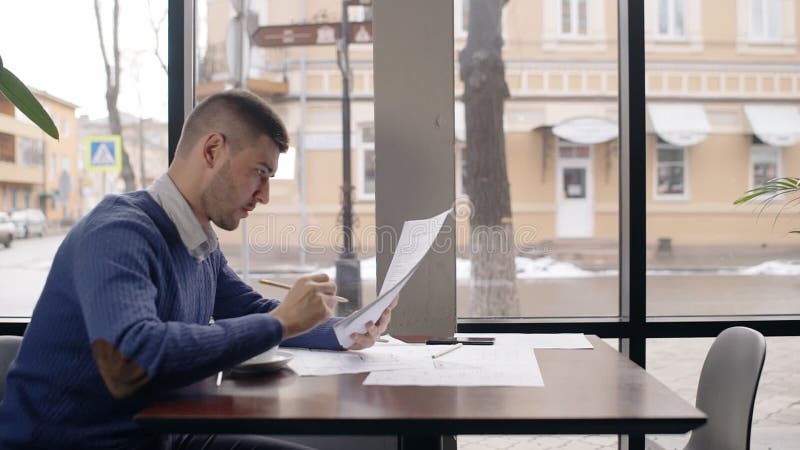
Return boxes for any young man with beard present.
[0,90,395,450]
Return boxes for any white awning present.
[647,103,711,147]
[744,104,800,147]
[552,117,618,144]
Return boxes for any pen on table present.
[209,316,223,387]
[431,342,463,359]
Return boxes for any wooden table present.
[137,336,705,449]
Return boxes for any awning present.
[744,104,800,147]
[647,103,711,147]
[552,117,618,145]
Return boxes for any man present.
[0,90,395,449]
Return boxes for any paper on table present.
[363,345,544,387]
[284,341,434,376]
[333,209,452,348]
[455,333,593,349]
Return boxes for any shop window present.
[655,142,688,199]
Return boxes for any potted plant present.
[734,177,800,233]
[0,54,59,140]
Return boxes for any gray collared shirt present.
[147,173,219,261]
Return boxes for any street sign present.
[252,22,372,47]
[85,135,122,173]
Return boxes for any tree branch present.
[93,0,112,92]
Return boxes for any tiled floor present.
[457,337,799,450]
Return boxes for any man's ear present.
[201,132,226,168]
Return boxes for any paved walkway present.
[458,337,800,450]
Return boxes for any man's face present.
[202,134,280,231]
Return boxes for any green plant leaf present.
[0,65,59,140]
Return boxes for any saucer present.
[233,350,293,374]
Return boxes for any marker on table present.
[431,342,463,359]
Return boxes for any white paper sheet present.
[363,345,544,387]
[455,333,593,349]
[333,209,451,347]
[284,340,433,376]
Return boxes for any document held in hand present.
[333,208,452,348]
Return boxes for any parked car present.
[11,209,47,238]
[0,212,14,248]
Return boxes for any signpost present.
[250,2,371,314]
[85,135,122,197]
[252,22,372,47]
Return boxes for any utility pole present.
[248,1,372,313]
[334,0,361,315]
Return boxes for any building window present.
[749,0,782,41]
[358,124,376,200]
[49,154,58,179]
[18,138,44,167]
[656,0,686,39]
[559,0,589,38]
[655,142,688,199]
[455,0,470,37]
[0,133,14,163]
[750,144,781,189]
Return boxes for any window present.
[18,138,44,167]
[750,145,781,189]
[654,143,687,199]
[656,0,686,39]
[49,154,58,179]
[0,133,13,163]
[273,147,295,180]
[559,0,589,38]
[749,0,782,41]
[358,124,376,200]
[455,0,470,37]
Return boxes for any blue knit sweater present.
[0,191,342,449]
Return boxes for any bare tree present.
[94,0,136,192]
[459,0,519,316]
[146,0,169,75]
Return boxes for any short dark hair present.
[176,89,289,157]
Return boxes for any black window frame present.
[2,2,798,450]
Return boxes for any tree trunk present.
[94,0,136,192]
[459,0,519,316]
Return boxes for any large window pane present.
[455,0,620,319]
[0,0,168,317]
[645,0,800,317]
[197,0,376,310]
[647,337,800,448]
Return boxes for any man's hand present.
[269,273,347,339]
[347,296,399,350]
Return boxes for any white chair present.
[0,335,23,400]
[648,326,766,450]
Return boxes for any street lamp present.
[333,0,367,316]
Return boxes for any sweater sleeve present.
[72,215,283,396]
[213,253,281,318]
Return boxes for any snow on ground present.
[316,256,800,280]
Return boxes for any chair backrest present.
[0,335,23,401]
[685,327,766,450]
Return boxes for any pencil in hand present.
[258,279,292,290]
[259,278,349,303]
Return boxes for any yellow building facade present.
[0,91,80,224]
[201,0,800,255]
